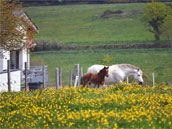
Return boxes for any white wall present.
[0,70,21,92]
[19,48,30,70]
[0,48,10,72]
[0,48,30,72]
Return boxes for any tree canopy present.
[142,2,172,41]
[160,15,172,41]
[0,0,34,52]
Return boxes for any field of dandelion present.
[0,83,172,128]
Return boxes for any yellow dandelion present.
[113,123,118,129]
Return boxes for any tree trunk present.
[155,33,160,42]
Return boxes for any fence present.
[1,61,170,92]
[54,64,161,89]
[0,60,48,92]
[55,64,83,89]
[21,63,48,91]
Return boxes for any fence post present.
[152,72,155,87]
[42,66,46,88]
[80,67,83,78]
[55,68,59,89]
[126,76,129,84]
[59,68,62,88]
[74,64,79,86]
[25,62,28,91]
[7,60,11,92]
[74,76,79,87]
[69,70,72,87]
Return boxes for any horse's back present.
[87,64,105,73]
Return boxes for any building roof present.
[13,10,39,33]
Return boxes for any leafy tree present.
[142,2,172,41]
[0,0,33,52]
[160,15,172,41]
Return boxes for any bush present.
[32,39,64,51]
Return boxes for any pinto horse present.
[81,66,109,88]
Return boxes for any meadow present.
[0,83,172,128]
[30,48,172,85]
[24,3,172,85]
[24,3,156,45]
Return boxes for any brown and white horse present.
[81,66,109,88]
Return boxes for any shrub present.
[32,39,64,51]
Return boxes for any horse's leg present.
[102,82,107,88]
[89,83,96,88]
[115,80,122,86]
[82,79,89,88]
[101,80,107,88]
[83,79,88,87]
[119,80,123,84]
[82,82,86,87]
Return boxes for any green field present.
[30,48,172,85]
[24,3,157,45]
[25,3,172,85]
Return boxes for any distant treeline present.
[20,0,172,6]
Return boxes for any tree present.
[160,15,172,41]
[0,0,33,52]
[142,2,172,41]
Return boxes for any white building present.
[0,11,39,92]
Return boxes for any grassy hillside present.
[25,3,156,45]
[30,48,172,85]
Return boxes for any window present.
[10,50,19,69]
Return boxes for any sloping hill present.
[25,3,156,45]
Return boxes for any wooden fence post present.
[152,72,155,87]
[55,68,59,89]
[59,68,62,88]
[80,67,83,78]
[7,60,11,92]
[126,76,129,84]
[25,62,28,91]
[69,70,72,87]
[74,76,79,87]
[42,66,46,88]
[74,64,79,86]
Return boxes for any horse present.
[81,66,109,88]
[87,64,144,85]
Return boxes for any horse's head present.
[99,66,109,77]
[133,69,144,85]
[104,66,109,77]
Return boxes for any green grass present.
[30,48,172,85]
[24,3,156,45]
[25,3,172,85]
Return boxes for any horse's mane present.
[98,68,106,77]
[118,64,143,74]
[118,64,138,69]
